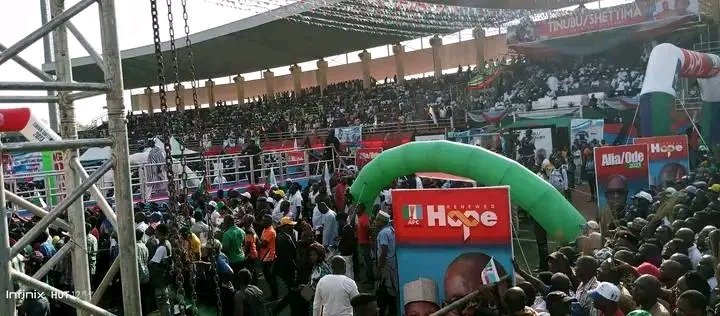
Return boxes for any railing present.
[693,40,720,55]
[128,118,453,152]
[4,146,335,209]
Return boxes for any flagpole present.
[429,275,510,316]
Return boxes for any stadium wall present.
[134,34,509,111]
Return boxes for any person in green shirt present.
[222,214,246,282]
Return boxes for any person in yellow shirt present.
[181,227,202,260]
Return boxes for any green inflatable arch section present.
[349,140,585,242]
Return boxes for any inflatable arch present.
[640,43,720,145]
[349,141,585,242]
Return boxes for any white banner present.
[570,119,604,150]
[516,128,553,165]
[415,134,446,141]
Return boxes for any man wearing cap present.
[239,192,254,215]
[590,282,623,316]
[273,217,303,316]
[375,210,398,316]
[403,278,440,316]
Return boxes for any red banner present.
[633,135,688,161]
[392,187,511,245]
[508,1,699,44]
[680,48,720,78]
[593,144,650,210]
[356,147,382,168]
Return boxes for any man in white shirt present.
[288,185,303,219]
[313,256,359,316]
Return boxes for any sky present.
[0,0,630,126]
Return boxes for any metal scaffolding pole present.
[0,0,97,66]
[0,81,108,91]
[40,0,59,132]
[0,149,15,315]
[0,138,113,153]
[4,190,71,231]
[66,21,106,72]
[0,43,54,82]
[10,159,113,258]
[12,270,116,316]
[51,0,92,313]
[90,257,119,304]
[70,158,117,229]
[0,95,59,103]
[99,0,142,313]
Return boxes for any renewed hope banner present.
[594,144,650,211]
[393,187,513,315]
[356,147,382,168]
[634,135,689,187]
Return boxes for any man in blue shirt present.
[374,211,397,316]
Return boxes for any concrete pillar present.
[473,27,486,69]
[174,83,185,112]
[430,35,443,78]
[205,79,215,108]
[392,44,405,84]
[233,75,245,104]
[359,50,372,90]
[144,87,154,115]
[290,64,302,96]
[264,69,275,98]
[316,58,328,95]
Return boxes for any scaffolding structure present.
[0,0,140,315]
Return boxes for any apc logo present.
[425,205,498,241]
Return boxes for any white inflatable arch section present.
[640,43,720,102]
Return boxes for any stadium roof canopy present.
[412,0,586,10]
[45,0,546,89]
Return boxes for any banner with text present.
[571,119,604,150]
[633,135,689,187]
[356,147,383,168]
[594,144,650,211]
[393,187,513,314]
[335,126,363,148]
[515,127,554,166]
[507,0,699,44]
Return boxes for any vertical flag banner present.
[634,135,689,187]
[593,144,650,211]
[571,119,604,150]
[392,187,513,314]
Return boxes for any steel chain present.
[165,0,191,313]
[178,0,207,310]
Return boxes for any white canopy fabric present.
[79,146,112,163]
[152,137,198,156]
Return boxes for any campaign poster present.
[335,126,362,148]
[594,144,650,211]
[633,135,689,187]
[570,119,604,150]
[393,187,513,315]
[515,128,553,166]
[356,147,382,168]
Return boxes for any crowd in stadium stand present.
[469,50,650,111]
[121,72,470,150]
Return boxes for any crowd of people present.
[114,72,468,152]
[467,45,652,111]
